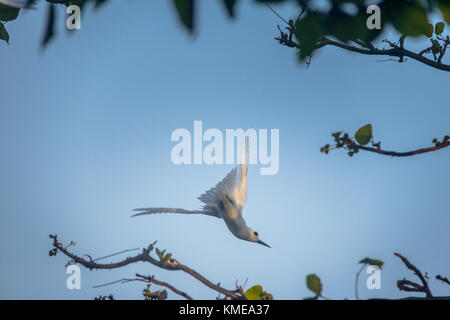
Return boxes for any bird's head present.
[248,228,271,248]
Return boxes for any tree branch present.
[49,234,242,300]
[342,137,450,157]
[276,33,450,72]
[436,275,450,286]
[394,252,433,298]
[93,273,193,300]
[136,274,193,300]
[322,131,450,158]
[317,38,450,72]
[369,296,450,300]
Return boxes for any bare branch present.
[369,296,450,300]
[323,132,450,158]
[49,234,242,299]
[397,279,426,293]
[93,273,193,300]
[276,33,450,72]
[318,38,450,71]
[436,275,450,286]
[144,289,168,300]
[136,274,193,300]
[394,253,433,298]
[342,137,450,157]
[94,294,114,300]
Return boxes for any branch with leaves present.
[50,234,449,300]
[48,234,278,300]
[321,124,449,158]
[49,234,246,300]
[277,31,450,72]
[2,0,450,71]
[436,275,450,286]
[355,257,384,300]
[308,254,449,300]
[271,1,450,71]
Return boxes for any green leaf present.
[439,3,450,25]
[245,285,263,300]
[41,4,56,48]
[424,23,433,37]
[354,124,372,145]
[0,21,9,44]
[320,144,330,154]
[431,38,440,53]
[391,3,429,37]
[359,257,384,269]
[294,12,326,59]
[67,0,88,10]
[435,22,445,35]
[326,8,370,43]
[331,131,342,141]
[306,274,322,297]
[162,253,172,264]
[0,3,20,22]
[222,0,237,18]
[173,0,195,33]
[93,0,108,10]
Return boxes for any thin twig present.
[264,1,289,26]
[93,278,139,288]
[355,264,365,300]
[436,275,450,286]
[394,253,433,298]
[93,248,140,262]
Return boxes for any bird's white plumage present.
[198,137,248,216]
[132,137,270,247]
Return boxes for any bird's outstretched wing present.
[235,138,249,208]
[132,207,220,218]
[198,137,249,211]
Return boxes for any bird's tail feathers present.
[131,207,204,217]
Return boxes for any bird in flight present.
[132,140,270,248]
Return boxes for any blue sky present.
[0,1,449,300]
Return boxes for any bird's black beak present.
[257,240,271,248]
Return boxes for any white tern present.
[132,140,270,248]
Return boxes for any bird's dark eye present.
[254,231,258,236]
